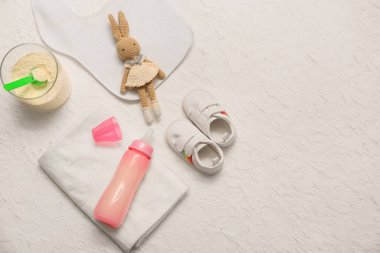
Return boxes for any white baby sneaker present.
[183,89,236,148]
[166,119,224,174]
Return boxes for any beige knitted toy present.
[108,11,166,124]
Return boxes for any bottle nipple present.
[140,128,154,145]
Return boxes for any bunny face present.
[116,37,140,60]
[109,11,141,61]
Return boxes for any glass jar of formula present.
[1,43,71,111]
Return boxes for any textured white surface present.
[1,0,380,252]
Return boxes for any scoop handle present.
[3,75,35,91]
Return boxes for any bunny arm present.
[120,68,130,94]
[144,58,166,79]
[157,69,166,80]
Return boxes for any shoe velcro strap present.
[183,133,209,156]
[173,136,188,153]
[190,104,225,134]
[173,132,207,156]
[202,104,226,118]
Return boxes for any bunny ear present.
[118,11,129,37]
[108,14,121,41]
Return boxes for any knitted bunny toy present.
[108,11,166,124]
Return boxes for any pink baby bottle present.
[94,128,154,228]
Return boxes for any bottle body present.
[94,148,151,228]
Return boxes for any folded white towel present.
[38,110,188,252]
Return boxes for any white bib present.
[32,0,193,101]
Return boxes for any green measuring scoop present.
[3,67,48,91]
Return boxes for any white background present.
[1,0,380,252]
